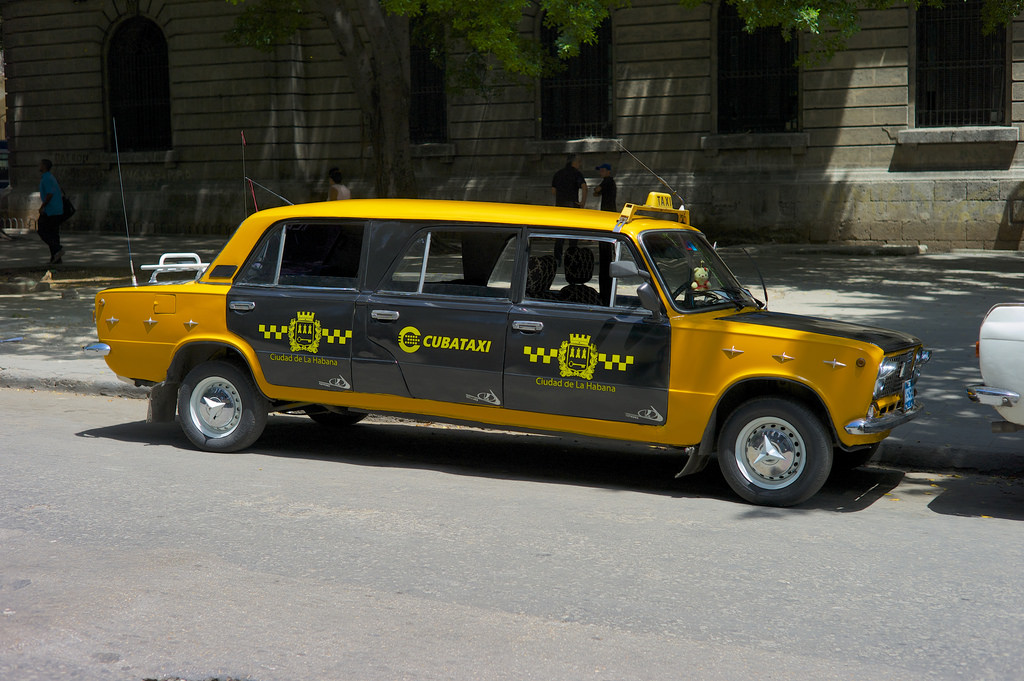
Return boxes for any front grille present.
[877,349,917,397]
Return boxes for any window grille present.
[409,20,448,144]
[717,5,798,134]
[540,20,612,140]
[107,17,172,151]
[916,0,1006,127]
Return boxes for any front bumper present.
[966,384,1020,408]
[845,403,923,435]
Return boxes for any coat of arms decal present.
[559,333,598,381]
[289,311,323,354]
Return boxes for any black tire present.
[832,443,880,471]
[304,406,367,428]
[177,360,268,452]
[717,397,833,507]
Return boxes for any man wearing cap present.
[593,162,617,212]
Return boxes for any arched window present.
[916,0,1006,127]
[717,3,798,133]
[107,17,172,151]
[540,19,612,140]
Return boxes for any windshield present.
[641,230,758,311]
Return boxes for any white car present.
[967,303,1024,432]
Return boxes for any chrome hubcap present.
[735,416,804,489]
[190,376,242,438]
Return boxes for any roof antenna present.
[241,131,258,216]
[245,176,294,206]
[112,118,138,287]
[615,140,686,210]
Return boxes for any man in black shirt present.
[593,162,617,212]
[551,154,587,208]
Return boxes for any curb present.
[0,370,149,399]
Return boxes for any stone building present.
[2,0,1024,248]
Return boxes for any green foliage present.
[686,0,1023,64]
[225,0,1024,72]
[224,0,309,52]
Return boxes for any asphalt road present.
[2,390,1022,680]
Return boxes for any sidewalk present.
[2,228,1023,475]
[0,230,227,396]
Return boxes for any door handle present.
[371,309,400,322]
[229,301,255,312]
[513,320,544,333]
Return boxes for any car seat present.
[559,246,601,305]
[526,255,559,300]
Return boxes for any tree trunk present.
[315,0,418,198]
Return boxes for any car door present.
[360,225,518,406]
[504,233,672,425]
[226,220,365,394]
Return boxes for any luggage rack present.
[140,252,210,283]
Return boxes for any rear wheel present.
[717,398,832,506]
[178,360,268,452]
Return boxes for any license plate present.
[903,379,915,410]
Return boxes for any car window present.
[641,230,756,311]
[236,222,365,288]
[525,235,647,309]
[383,228,518,298]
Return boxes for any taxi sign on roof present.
[615,191,690,230]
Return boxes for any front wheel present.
[717,398,833,506]
[177,360,268,452]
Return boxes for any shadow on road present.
[79,414,912,513]
[924,474,1024,521]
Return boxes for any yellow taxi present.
[88,193,928,506]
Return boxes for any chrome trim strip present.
[966,384,1021,407]
[845,404,923,435]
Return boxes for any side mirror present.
[609,260,650,281]
[637,282,664,321]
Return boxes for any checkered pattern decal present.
[259,324,287,340]
[258,324,352,344]
[599,353,634,371]
[323,329,353,345]
[524,346,559,364]
[524,346,635,372]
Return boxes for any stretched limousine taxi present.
[88,193,929,506]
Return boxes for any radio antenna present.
[615,140,686,210]
[241,131,258,215]
[245,177,294,206]
[112,118,138,287]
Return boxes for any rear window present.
[236,222,365,288]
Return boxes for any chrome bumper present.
[83,342,110,356]
[966,384,1020,408]
[845,404,923,435]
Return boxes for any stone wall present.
[2,0,1024,250]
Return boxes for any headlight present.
[915,348,931,379]
[873,359,899,398]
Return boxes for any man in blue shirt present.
[37,159,65,264]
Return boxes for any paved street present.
[3,232,1024,679]
[1,390,1023,681]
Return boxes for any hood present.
[721,311,921,354]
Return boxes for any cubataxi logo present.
[398,326,492,354]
